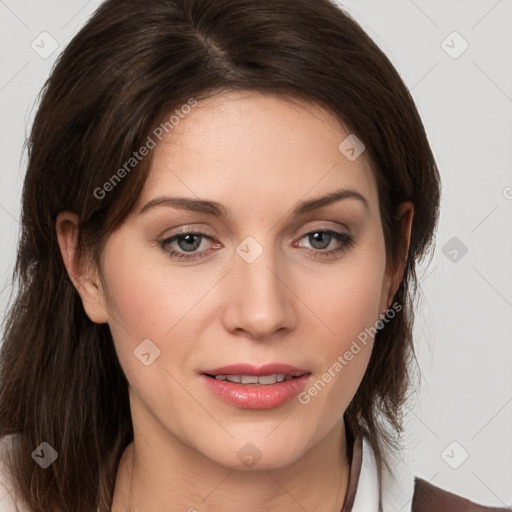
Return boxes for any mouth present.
[204,373,303,384]
[201,363,309,382]
[199,363,311,409]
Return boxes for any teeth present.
[241,375,259,384]
[214,373,289,385]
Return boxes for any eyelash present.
[159,229,355,261]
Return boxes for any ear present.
[381,201,414,311]
[56,212,109,324]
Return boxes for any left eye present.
[301,230,337,250]
[295,229,354,255]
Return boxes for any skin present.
[57,91,413,512]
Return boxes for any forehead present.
[138,91,378,214]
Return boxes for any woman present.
[0,0,509,510]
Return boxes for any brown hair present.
[0,0,440,509]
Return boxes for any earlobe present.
[56,212,109,324]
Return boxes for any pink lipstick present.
[200,363,311,409]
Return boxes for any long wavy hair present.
[0,0,440,510]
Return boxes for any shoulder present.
[412,477,512,512]
[356,430,510,512]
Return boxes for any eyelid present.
[293,219,351,235]
[159,224,216,238]
[299,227,349,239]
[159,228,219,246]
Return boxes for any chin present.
[198,432,311,471]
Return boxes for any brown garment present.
[412,478,511,512]
[339,425,511,512]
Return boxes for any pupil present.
[310,232,331,249]
[178,234,201,252]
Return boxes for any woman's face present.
[89,91,408,469]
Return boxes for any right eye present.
[159,231,221,261]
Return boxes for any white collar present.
[352,436,416,512]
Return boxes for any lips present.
[200,363,311,409]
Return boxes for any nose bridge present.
[222,236,296,338]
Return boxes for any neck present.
[112,418,351,512]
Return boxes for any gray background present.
[0,0,511,508]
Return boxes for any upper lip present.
[202,363,309,377]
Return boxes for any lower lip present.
[201,374,311,409]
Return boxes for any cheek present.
[307,255,386,345]
[98,235,222,389]
[100,230,202,333]
[300,240,387,394]
[98,237,175,368]
[298,267,384,417]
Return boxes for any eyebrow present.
[139,187,369,217]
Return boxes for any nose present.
[221,243,298,340]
